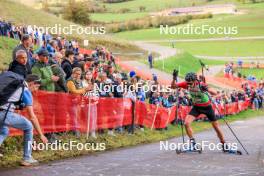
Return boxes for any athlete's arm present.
[171,81,188,89]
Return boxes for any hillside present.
[0,37,19,71]
[0,0,145,59]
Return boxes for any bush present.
[63,1,91,25]
[118,8,131,13]
[139,6,146,12]
[107,13,212,33]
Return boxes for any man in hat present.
[31,49,59,92]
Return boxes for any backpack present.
[0,71,25,122]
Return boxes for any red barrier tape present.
[9,91,251,136]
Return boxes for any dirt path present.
[137,36,264,43]
[133,41,180,60]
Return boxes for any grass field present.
[0,37,19,70]
[148,53,225,77]
[1,109,263,168]
[236,68,264,80]
[90,12,148,23]
[114,3,264,40]
[159,39,264,57]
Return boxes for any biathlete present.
[171,71,239,153]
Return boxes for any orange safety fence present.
[79,48,93,55]
[223,74,257,88]
[9,91,251,136]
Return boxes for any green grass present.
[90,12,148,23]
[114,3,264,40]
[150,53,225,77]
[236,68,264,80]
[0,37,19,70]
[1,109,263,168]
[0,0,144,58]
[159,40,264,57]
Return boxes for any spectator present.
[67,67,90,95]
[148,52,153,69]
[96,72,114,98]
[0,74,48,166]
[161,92,173,108]
[113,73,124,98]
[82,70,99,138]
[46,40,57,57]
[237,59,243,68]
[136,82,146,102]
[12,34,33,74]
[49,54,68,93]
[8,50,28,78]
[31,49,59,91]
[149,91,162,105]
[61,50,75,80]
[251,88,259,109]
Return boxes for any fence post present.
[130,99,135,134]
[86,97,91,139]
[151,104,159,130]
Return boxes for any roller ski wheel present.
[222,143,242,155]
[223,149,242,155]
[176,147,202,154]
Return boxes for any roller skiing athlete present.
[171,71,242,155]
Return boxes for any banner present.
[9,91,251,136]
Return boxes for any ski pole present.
[222,117,249,155]
[215,105,249,155]
[175,89,185,144]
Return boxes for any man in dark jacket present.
[8,50,28,78]
[12,34,33,74]
[61,50,74,80]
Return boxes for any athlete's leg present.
[184,114,195,139]
[211,121,225,144]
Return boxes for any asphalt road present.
[1,117,264,176]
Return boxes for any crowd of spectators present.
[224,61,263,82]
[2,20,264,137]
[223,61,264,109]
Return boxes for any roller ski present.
[222,143,242,155]
[176,139,202,154]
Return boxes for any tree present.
[63,0,91,25]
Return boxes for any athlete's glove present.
[200,84,208,92]
[173,69,178,80]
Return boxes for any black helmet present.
[185,72,197,82]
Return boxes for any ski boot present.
[222,143,242,155]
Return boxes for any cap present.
[37,49,49,57]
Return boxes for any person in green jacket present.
[49,52,68,92]
[31,49,59,92]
